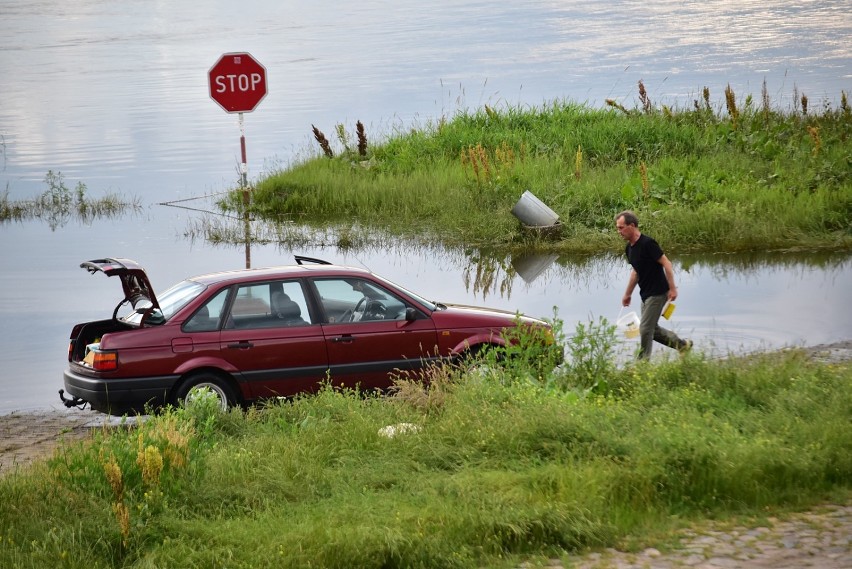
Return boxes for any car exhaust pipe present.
[58,389,88,410]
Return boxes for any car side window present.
[184,288,229,332]
[313,278,408,323]
[226,281,311,329]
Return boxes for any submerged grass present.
[1,170,140,230]
[1,324,850,568]
[234,84,851,254]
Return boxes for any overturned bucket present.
[511,190,559,227]
[617,310,640,339]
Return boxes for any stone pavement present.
[525,503,851,569]
[0,409,95,474]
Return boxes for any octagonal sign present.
[208,52,268,113]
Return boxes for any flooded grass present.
[183,213,445,253]
[233,83,851,254]
[0,170,141,230]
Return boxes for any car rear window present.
[157,280,206,319]
[123,280,206,325]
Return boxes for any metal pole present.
[239,112,248,190]
[239,112,251,269]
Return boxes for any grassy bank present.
[234,84,851,254]
[2,325,850,568]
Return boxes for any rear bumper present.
[63,368,179,415]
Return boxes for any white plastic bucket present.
[617,310,640,339]
[511,190,559,227]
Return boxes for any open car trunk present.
[67,318,135,366]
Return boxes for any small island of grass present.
[229,82,850,255]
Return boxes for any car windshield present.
[122,279,206,324]
[373,274,438,311]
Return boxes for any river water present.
[1,0,850,414]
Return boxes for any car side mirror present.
[405,307,417,322]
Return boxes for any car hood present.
[431,302,547,327]
[80,258,160,311]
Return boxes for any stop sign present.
[208,52,268,113]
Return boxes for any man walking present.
[615,210,692,359]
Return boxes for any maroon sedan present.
[60,256,557,415]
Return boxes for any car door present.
[310,277,439,390]
[218,280,329,399]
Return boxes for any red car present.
[60,256,557,415]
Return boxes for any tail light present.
[92,350,118,371]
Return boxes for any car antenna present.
[353,254,374,273]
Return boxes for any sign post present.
[208,52,268,268]
[208,52,268,188]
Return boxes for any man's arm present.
[622,269,638,306]
[658,254,678,301]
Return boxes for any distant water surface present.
[0,0,849,414]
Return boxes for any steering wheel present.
[352,296,369,321]
[369,301,387,319]
[360,298,387,320]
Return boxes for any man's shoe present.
[679,340,693,354]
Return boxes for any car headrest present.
[271,292,301,319]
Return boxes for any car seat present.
[271,292,306,325]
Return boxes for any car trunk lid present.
[80,258,160,311]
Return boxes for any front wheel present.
[457,344,504,377]
[173,372,238,412]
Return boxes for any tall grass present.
[2,324,850,568]
[235,85,851,253]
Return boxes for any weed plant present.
[0,171,139,230]
[1,321,850,568]
[234,84,851,254]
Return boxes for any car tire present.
[173,372,238,412]
[458,344,503,376]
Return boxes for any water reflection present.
[681,250,850,276]
[1,197,850,415]
[172,203,564,299]
[167,198,851,314]
[462,252,515,299]
[512,252,559,283]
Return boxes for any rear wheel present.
[173,372,238,412]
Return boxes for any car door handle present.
[227,341,254,350]
[330,335,355,344]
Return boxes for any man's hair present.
[615,210,639,227]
